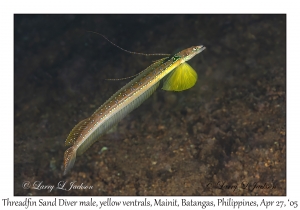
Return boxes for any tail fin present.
[63,146,77,175]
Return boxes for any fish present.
[63,44,206,175]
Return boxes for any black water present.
[14,15,286,195]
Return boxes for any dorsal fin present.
[105,57,169,81]
[87,31,170,56]
[65,118,91,147]
[162,62,198,91]
[92,56,168,115]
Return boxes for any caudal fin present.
[63,146,77,175]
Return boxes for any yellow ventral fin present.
[162,62,198,91]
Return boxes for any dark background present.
[14,14,286,195]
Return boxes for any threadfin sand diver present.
[63,36,206,175]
